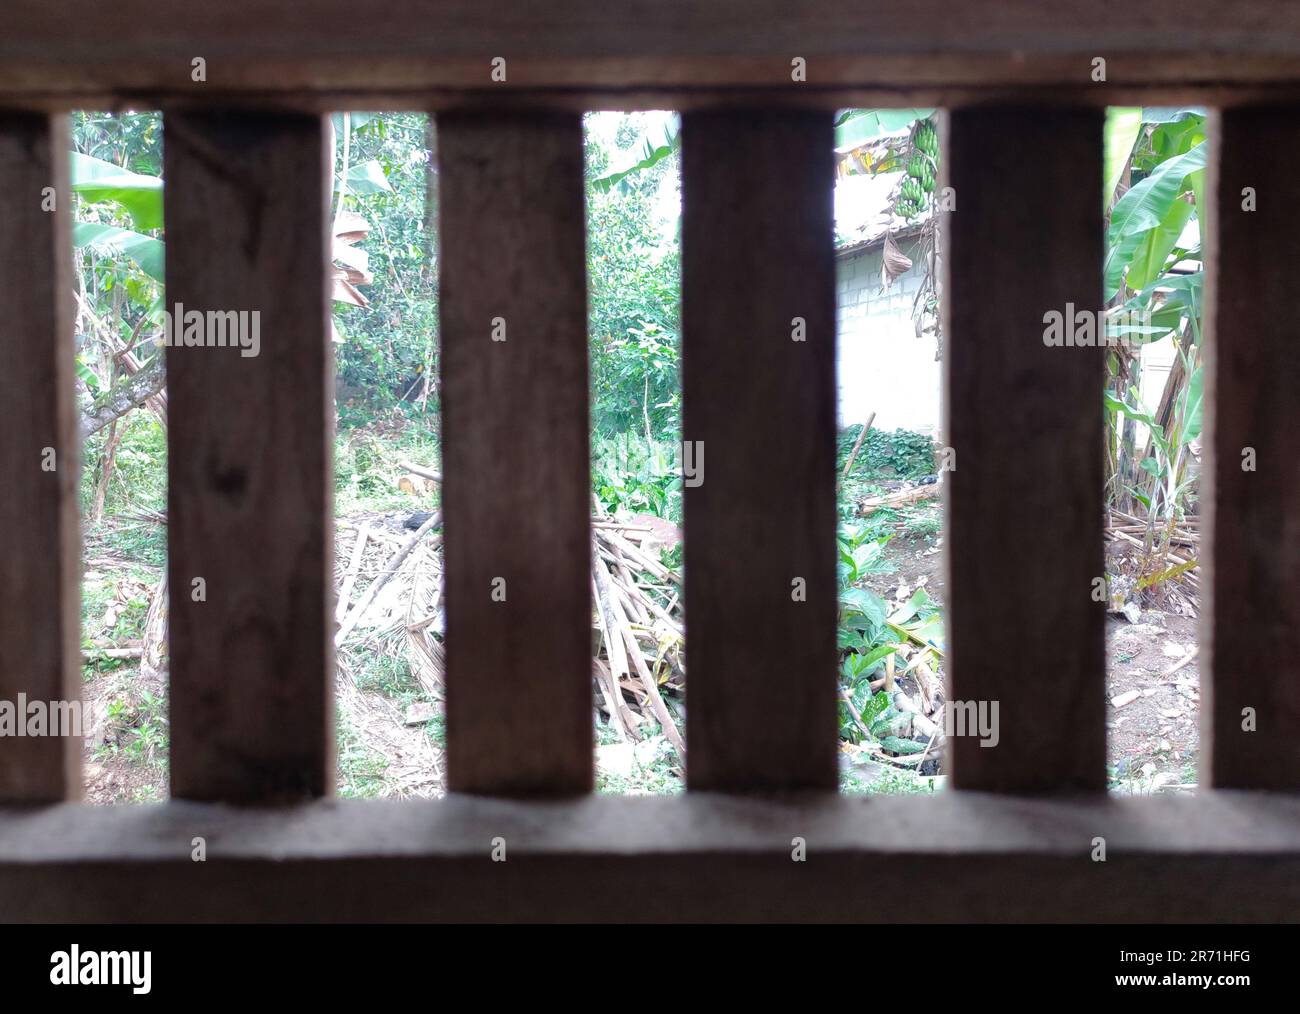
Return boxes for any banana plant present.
[1101,108,1207,519]
[71,133,391,436]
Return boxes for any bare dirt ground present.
[80,512,1202,802]
[864,529,1201,792]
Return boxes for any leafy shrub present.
[838,426,936,480]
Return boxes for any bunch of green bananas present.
[912,117,938,159]
[897,176,926,220]
[895,117,939,220]
[905,153,936,193]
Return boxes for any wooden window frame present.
[2,2,1299,923]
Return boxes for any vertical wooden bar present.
[681,110,838,792]
[0,113,80,800]
[165,111,332,802]
[1205,107,1300,788]
[944,107,1106,792]
[438,112,592,795]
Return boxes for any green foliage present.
[834,108,934,147]
[95,688,168,769]
[590,117,679,194]
[1105,136,1206,299]
[80,412,168,517]
[835,110,939,223]
[838,426,936,480]
[336,710,390,799]
[71,151,165,230]
[592,434,681,522]
[73,221,164,282]
[331,112,439,418]
[1102,108,1208,518]
[334,422,441,515]
[585,113,681,442]
[836,523,898,742]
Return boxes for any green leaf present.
[1187,167,1207,266]
[1182,365,1204,443]
[1124,194,1195,292]
[1104,142,1207,298]
[73,221,165,282]
[1103,107,1142,211]
[834,109,934,148]
[855,642,901,672]
[841,587,888,628]
[75,357,101,392]
[339,159,392,194]
[880,735,927,755]
[591,120,680,194]
[1148,115,1206,162]
[69,152,164,231]
[1141,107,1207,124]
[861,690,891,723]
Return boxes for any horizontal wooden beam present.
[2,793,1299,920]
[4,1,1300,105]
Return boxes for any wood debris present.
[333,507,686,766]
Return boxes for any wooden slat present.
[6,3,1300,101]
[4,792,1300,921]
[438,112,591,795]
[681,110,838,791]
[1205,107,1300,788]
[165,111,332,802]
[0,113,80,801]
[944,107,1106,793]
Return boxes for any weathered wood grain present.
[2,793,1300,920]
[6,2,1300,103]
[1205,107,1300,788]
[0,113,80,801]
[944,107,1107,793]
[438,112,592,795]
[681,110,838,791]
[164,111,333,802]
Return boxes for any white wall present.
[836,245,942,434]
[836,242,1179,440]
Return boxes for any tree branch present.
[80,353,166,439]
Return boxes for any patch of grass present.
[422,712,446,749]
[841,763,942,794]
[80,567,159,678]
[334,421,441,516]
[594,730,684,795]
[95,687,169,770]
[87,518,167,568]
[595,759,684,795]
[900,505,942,539]
[336,711,390,798]
[80,412,168,517]
[349,650,422,700]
